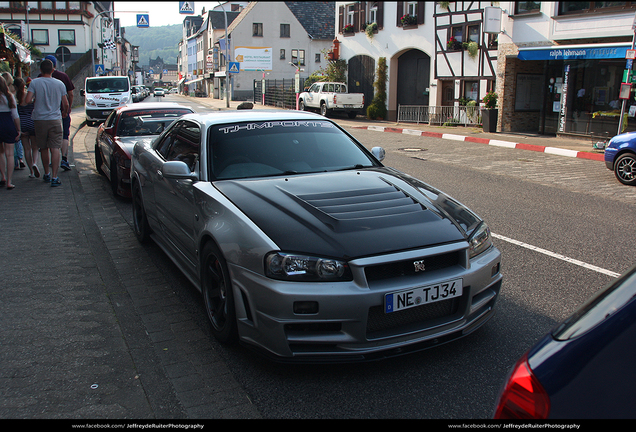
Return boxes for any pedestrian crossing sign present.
[179,2,195,14]
[95,64,105,75]
[228,62,240,74]
[137,14,149,28]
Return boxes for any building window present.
[253,22,263,37]
[558,1,636,15]
[280,49,285,60]
[291,49,305,66]
[31,29,48,45]
[467,24,479,43]
[315,53,321,63]
[347,4,355,25]
[280,23,290,38]
[514,1,541,14]
[405,1,418,17]
[368,1,378,23]
[58,29,75,45]
[55,1,66,9]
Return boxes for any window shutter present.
[339,5,344,33]
[377,2,384,29]
[417,2,425,24]
[353,2,360,32]
[396,2,403,26]
[358,1,367,31]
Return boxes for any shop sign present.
[518,45,629,61]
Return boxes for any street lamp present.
[219,1,230,108]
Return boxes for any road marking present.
[492,233,621,278]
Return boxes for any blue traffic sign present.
[228,62,240,73]
[179,2,195,14]
[95,64,105,75]
[137,14,149,28]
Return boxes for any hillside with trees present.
[122,24,181,66]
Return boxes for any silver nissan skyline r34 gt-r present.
[130,110,503,362]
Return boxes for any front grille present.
[364,250,461,282]
[366,297,460,339]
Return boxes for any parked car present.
[298,82,364,119]
[131,85,144,103]
[604,131,636,185]
[96,103,194,197]
[493,264,636,419]
[130,110,503,362]
[170,88,178,94]
[154,88,165,97]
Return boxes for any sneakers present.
[61,159,71,171]
[50,177,62,187]
[43,173,50,183]
[32,165,40,178]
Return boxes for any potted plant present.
[447,37,462,51]
[467,41,479,59]
[481,91,498,133]
[401,14,417,27]
[365,22,378,38]
[343,24,354,34]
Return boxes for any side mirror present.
[371,147,385,162]
[161,160,198,181]
[80,89,85,97]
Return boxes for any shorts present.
[34,119,63,150]
[63,114,71,140]
[0,112,18,144]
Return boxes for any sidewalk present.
[179,94,606,162]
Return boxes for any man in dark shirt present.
[44,55,74,171]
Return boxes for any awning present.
[185,77,205,85]
[177,77,186,85]
[517,43,631,61]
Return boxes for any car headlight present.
[265,252,352,282]
[121,97,130,105]
[468,222,493,259]
[87,99,97,107]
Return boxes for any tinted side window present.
[154,123,180,159]
[164,121,201,172]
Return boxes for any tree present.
[367,57,387,120]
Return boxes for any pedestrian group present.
[0,55,74,190]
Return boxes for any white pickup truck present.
[298,82,364,118]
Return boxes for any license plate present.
[102,111,111,115]
[344,104,353,108]
[384,278,462,313]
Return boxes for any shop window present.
[515,2,541,14]
[253,23,263,37]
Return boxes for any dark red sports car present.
[95,103,194,197]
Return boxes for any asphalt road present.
[85,95,635,419]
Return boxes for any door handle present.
[157,170,163,179]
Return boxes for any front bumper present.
[228,242,502,362]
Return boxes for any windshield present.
[86,78,129,93]
[117,109,193,136]
[208,120,380,180]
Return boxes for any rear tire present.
[320,102,330,117]
[94,144,105,176]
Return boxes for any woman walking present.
[0,75,21,189]
[14,77,39,178]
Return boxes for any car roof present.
[117,103,192,113]
[177,110,327,126]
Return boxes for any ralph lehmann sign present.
[518,45,629,61]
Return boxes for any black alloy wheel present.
[201,242,238,344]
[614,153,636,186]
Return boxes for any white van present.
[80,76,131,126]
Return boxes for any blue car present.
[604,131,636,185]
[493,264,636,419]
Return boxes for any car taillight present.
[494,353,550,419]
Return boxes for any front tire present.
[201,242,238,344]
[614,153,636,186]
[131,182,151,243]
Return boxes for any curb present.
[352,125,606,162]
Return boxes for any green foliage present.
[303,71,327,89]
[367,57,388,119]
[123,24,182,66]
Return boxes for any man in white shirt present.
[25,59,69,187]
